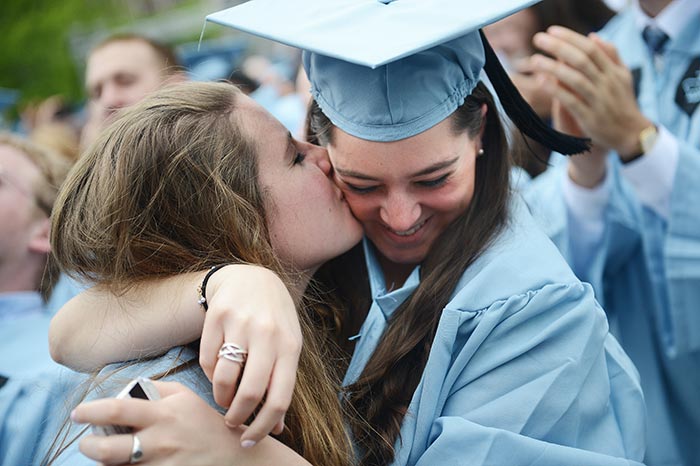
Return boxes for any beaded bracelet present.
[196,265,228,311]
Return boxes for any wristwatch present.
[623,124,658,164]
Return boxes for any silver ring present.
[218,342,248,365]
[129,433,144,464]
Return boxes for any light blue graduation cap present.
[206,0,588,153]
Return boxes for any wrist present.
[618,118,656,162]
[207,265,283,304]
[568,150,607,189]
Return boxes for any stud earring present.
[478,148,484,156]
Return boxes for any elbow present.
[48,313,70,367]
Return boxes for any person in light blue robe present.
[524,1,700,464]
[0,293,83,466]
[344,198,645,466]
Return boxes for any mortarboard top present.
[206,0,589,153]
[206,0,540,69]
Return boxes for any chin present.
[381,247,428,267]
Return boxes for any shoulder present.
[92,346,206,399]
[447,198,583,313]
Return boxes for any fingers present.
[530,54,598,105]
[149,380,188,398]
[224,333,275,428]
[239,352,298,445]
[546,26,616,75]
[589,33,623,66]
[533,27,613,87]
[80,433,136,465]
[71,398,158,430]
[212,348,245,408]
[199,306,225,381]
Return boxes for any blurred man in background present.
[81,34,186,147]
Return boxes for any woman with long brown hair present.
[44,80,361,465]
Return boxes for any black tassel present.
[479,30,590,156]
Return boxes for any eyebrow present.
[336,156,459,181]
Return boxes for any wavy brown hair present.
[309,81,511,465]
[50,82,352,466]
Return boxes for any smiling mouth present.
[389,218,428,237]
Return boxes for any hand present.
[530,26,652,158]
[199,265,302,447]
[71,381,311,466]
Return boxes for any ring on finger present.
[129,434,144,464]
[218,342,248,365]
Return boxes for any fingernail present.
[70,409,80,423]
[241,440,256,449]
[225,420,239,428]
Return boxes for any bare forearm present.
[49,273,206,371]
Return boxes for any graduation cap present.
[206,0,588,153]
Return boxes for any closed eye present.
[416,174,449,188]
[345,183,378,194]
[293,152,306,165]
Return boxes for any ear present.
[27,217,51,255]
[477,103,488,152]
[479,103,488,136]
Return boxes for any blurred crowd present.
[2,0,699,465]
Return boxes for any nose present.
[308,144,333,176]
[380,190,421,232]
[100,84,127,114]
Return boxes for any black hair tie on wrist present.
[197,265,228,311]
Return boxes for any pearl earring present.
[478,148,484,156]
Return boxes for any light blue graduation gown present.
[0,293,83,466]
[525,7,700,466]
[344,199,646,466]
[42,346,217,466]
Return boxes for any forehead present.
[86,40,163,85]
[329,116,466,177]
[235,95,289,163]
[0,143,41,185]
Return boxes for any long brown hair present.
[50,82,352,466]
[310,81,511,465]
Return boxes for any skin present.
[529,0,674,187]
[241,97,363,273]
[0,144,51,293]
[329,111,484,288]
[83,40,184,144]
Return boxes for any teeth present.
[392,219,426,236]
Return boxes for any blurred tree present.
[0,0,221,122]
[0,0,123,110]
